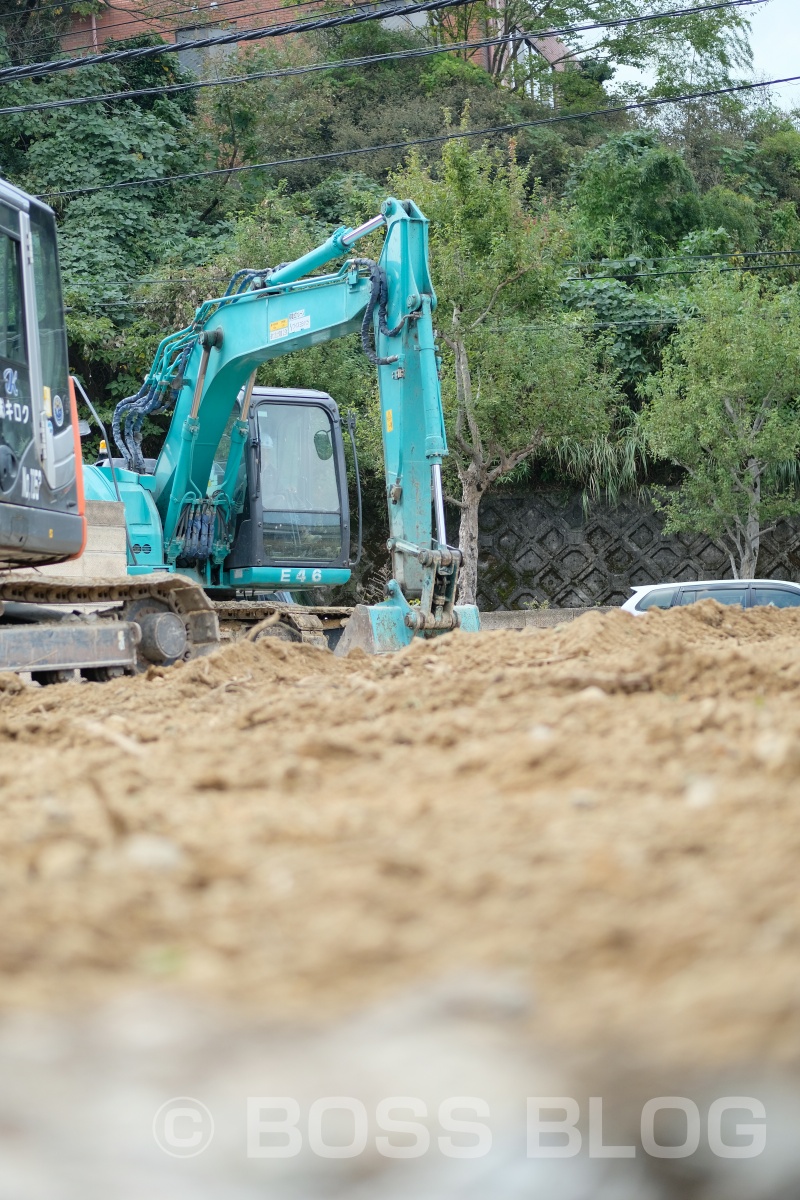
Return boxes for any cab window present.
[0,230,25,365]
[29,204,69,422]
[256,403,342,562]
[752,586,800,609]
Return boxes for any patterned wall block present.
[476,490,800,611]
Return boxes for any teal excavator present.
[0,178,478,674]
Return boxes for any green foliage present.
[392,137,620,491]
[567,131,703,255]
[756,128,800,204]
[0,38,221,433]
[393,134,568,323]
[429,0,750,91]
[561,275,684,385]
[2,0,798,531]
[0,0,103,66]
[641,272,800,576]
[418,54,493,95]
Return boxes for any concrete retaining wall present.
[479,607,616,630]
[476,490,800,611]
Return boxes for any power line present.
[15,0,331,59]
[7,0,315,35]
[0,0,178,24]
[1,0,473,79]
[565,250,800,267]
[36,69,800,201]
[0,0,767,121]
[0,10,442,114]
[0,30,599,115]
[0,0,762,83]
[0,0,764,118]
[23,0,368,61]
[68,260,800,313]
[0,0,112,23]
[68,250,800,293]
[568,261,800,281]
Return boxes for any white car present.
[622,579,800,615]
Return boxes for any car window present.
[635,587,678,611]
[752,587,800,609]
[680,586,748,607]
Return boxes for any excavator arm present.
[94,198,479,654]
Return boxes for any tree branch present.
[469,265,536,331]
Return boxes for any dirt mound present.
[1,601,800,1073]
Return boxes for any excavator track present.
[0,573,219,677]
[213,600,353,651]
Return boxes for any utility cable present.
[0,0,762,118]
[117,252,800,288]
[17,0,363,61]
[37,70,800,200]
[0,0,763,83]
[1,0,482,80]
[0,31,605,115]
[6,0,323,38]
[568,261,800,281]
[564,249,800,267]
[66,260,800,312]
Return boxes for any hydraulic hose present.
[350,258,409,366]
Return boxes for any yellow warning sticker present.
[43,385,52,417]
[269,318,289,341]
[386,409,393,432]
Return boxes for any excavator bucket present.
[335,596,480,656]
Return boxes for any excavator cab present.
[224,387,353,582]
[0,179,84,566]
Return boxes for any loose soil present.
[1,601,799,1074]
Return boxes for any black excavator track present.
[212,600,353,651]
[0,573,219,679]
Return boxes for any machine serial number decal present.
[269,310,312,341]
[288,309,311,334]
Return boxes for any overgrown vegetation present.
[1,0,799,587]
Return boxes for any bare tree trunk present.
[739,510,761,579]
[738,463,762,579]
[456,472,482,606]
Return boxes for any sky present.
[747,0,800,108]
[609,0,800,109]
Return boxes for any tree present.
[641,271,800,579]
[567,131,703,256]
[393,137,621,604]
[0,41,219,430]
[0,0,104,66]
[428,0,750,91]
